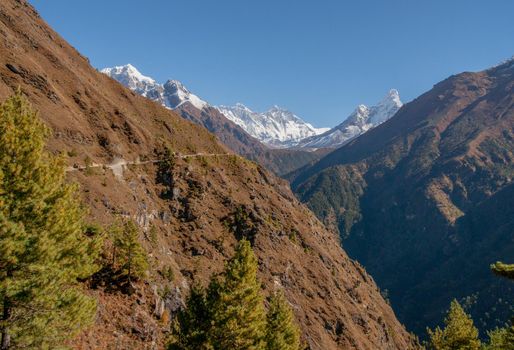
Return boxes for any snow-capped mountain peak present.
[234,102,253,111]
[101,64,155,85]
[297,89,403,149]
[368,89,402,125]
[101,64,207,110]
[348,105,370,124]
[101,64,158,98]
[163,79,207,110]
[124,64,154,82]
[265,105,301,122]
[215,104,329,148]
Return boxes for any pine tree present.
[0,91,100,349]
[426,299,481,350]
[483,327,514,350]
[114,219,148,285]
[168,286,213,350]
[491,261,514,280]
[264,290,301,350]
[207,238,266,350]
[168,239,304,350]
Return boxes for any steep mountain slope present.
[103,64,325,175]
[0,1,416,349]
[297,90,402,149]
[292,59,514,335]
[216,103,329,148]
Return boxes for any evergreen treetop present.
[491,261,514,280]
[482,261,514,349]
[207,238,267,350]
[427,299,481,350]
[114,219,148,283]
[483,327,514,350]
[169,238,274,350]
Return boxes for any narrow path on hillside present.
[66,153,234,178]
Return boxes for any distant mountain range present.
[215,103,329,148]
[101,65,327,147]
[101,64,400,151]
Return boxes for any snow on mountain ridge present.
[101,64,207,110]
[101,64,156,84]
[101,64,399,150]
[297,89,402,149]
[101,64,159,100]
[215,104,329,148]
[368,89,401,125]
[162,79,207,110]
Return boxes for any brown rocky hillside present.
[292,58,514,336]
[0,1,416,349]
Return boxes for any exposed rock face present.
[0,1,416,349]
[292,59,514,335]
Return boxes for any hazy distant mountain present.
[297,89,402,149]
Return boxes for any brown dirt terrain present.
[0,1,416,349]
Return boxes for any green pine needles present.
[427,299,481,350]
[491,261,514,280]
[208,238,267,350]
[110,219,148,284]
[0,91,101,349]
[169,239,302,350]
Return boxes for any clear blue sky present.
[30,0,514,128]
